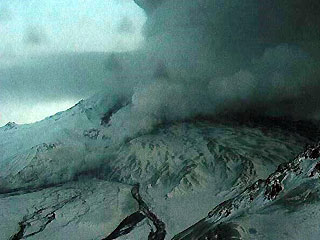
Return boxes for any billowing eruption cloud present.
[1,0,320,141]
[101,0,320,142]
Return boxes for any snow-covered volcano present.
[1,90,320,239]
[1,0,320,239]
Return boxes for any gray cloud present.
[117,16,135,34]
[24,26,47,46]
[1,0,320,130]
[0,53,111,107]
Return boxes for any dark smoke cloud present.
[138,0,320,117]
[1,0,320,136]
[101,0,320,142]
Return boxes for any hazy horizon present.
[0,0,146,126]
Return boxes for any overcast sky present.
[0,0,146,126]
[0,0,146,58]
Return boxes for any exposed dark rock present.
[265,179,283,200]
[132,184,166,240]
[9,223,26,240]
[33,143,59,152]
[104,184,166,240]
[199,222,244,240]
[83,129,100,139]
[249,228,257,235]
[102,212,146,240]
[9,196,78,240]
[101,100,129,126]
[172,142,320,240]
[305,144,320,159]
[3,122,18,131]
[310,162,320,177]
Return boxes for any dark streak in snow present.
[9,196,78,240]
[131,184,166,240]
[103,184,166,240]
[102,212,146,240]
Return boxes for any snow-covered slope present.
[1,179,137,240]
[1,0,320,239]
[172,143,320,240]
[0,91,310,193]
[1,90,319,239]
